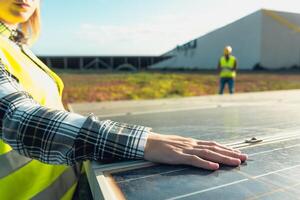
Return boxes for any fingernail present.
[234,159,241,165]
[241,154,248,161]
[209,162,219,170]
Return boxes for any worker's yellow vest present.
[0,34,79,199]
[219,55,236,78]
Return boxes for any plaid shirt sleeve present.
[0,60,150,165]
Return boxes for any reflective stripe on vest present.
[0,32,78,200]
[0,160,78,199]
[0,150,32,178]
[32,164,80,200]
[220,55,236,78]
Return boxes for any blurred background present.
[32,0,300,105]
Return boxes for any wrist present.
[144,132,162,160]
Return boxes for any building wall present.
[38,56,167,71]
[261,10,300,69]
[151,11,262,70]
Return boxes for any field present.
[57,70,300,104]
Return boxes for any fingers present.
[196,145,248,162]
[144,133,248,171]
[192,149,242,166]
[197,140,241,153]
[180,153,219,170]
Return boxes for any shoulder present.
[230,55,237,61]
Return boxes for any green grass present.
[57,70,300,104]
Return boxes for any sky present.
[32,0,300,56]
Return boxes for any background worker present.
[218,46,238,94]
[0,1,247,199]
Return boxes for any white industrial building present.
[150,9,300,70]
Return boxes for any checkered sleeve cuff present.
[75,114,151,162]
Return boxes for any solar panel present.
[112,138,300,200]
[104,104,300,144]
[71,91,300,200]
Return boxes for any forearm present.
[217,62,221,73]
[0,62,150,165]
[1,93,149,165]
[233,60,237,71]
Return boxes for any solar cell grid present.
[112,138,300,200]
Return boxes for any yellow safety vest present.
[219,55,236,78]
[0,31,79,200]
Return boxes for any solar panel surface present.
[112,138,300,200]
[70,91,300,200]
[102,103,300,200]
[105,104,300,143]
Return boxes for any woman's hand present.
[144,132,247,170]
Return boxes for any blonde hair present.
[19,4,41,45]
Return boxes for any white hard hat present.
[224,46,232,53]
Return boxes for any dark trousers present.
[219,77,235,94]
